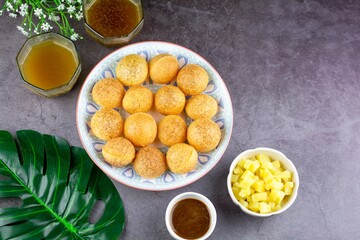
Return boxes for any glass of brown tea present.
[83,0,144,46]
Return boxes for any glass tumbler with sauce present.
[16,32,81,98]
[83,0,144,46]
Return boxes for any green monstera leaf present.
[0,130,125,239]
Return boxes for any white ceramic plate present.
[76,41,233,191]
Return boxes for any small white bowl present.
[227,147,299,217]
[165,192,217,239]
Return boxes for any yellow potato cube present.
[261,161,275,170]
[246,196,252,203]
[239,198,249,208]
[285,182,294,188]
[256,153,270,162]
[269,189,285,204]
[239,188,251,198]
[231,174,240,183]
[253,180,265,192]
[248,202,260,212]
[238,158,247,168]
[272,160,281,169]
[259,202,271,214]
[243,159,253,170]
[249,160,260,172]
[241,170,254,180]
[233,182,241,188]
[233,166,243,175]
[274,204,282,211]
[284,187,293,195]
[268,201,276,210]
[252,192,268,202]
[277,170,291,179]
[239,177,256,189]
[270,180,284,190]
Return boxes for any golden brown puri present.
[187,118,221,153]
[176,64,209,95]
[133,146,167,178]
[158,115,187,146]
[154,85,185,115]
[185,94,218,120]
[124,112,157,147]
[102,137,135,167]
[91,108,123,140]
[115,54,148,86]
[92,78,125,108]
[122,86,153,114]
[166,143,198,174]
[149,54,179,84]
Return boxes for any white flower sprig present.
[1,0,83,40]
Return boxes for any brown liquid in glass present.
[86,0,141,37]
[172,199,210,239]
[22,41,77,90]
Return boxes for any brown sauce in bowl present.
[172,198,210,239]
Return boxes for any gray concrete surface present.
[1,0,360,239]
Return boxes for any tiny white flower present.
[19,3,28,12]
[67,0,74,3]
[9,13,17,18]
[77,0,82,4]
[34,8,43,18]
[0,10,3,16]
[57,4,65,11]
[67,6,76,14]
[70,33,79,41]
[17,26,29,36]
[6,2,14,11]
[41,22,52,31]
[75,12,83,20]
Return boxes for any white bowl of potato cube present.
[227,147,299,217]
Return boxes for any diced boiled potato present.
[269,189,285,204]
[238,158,247,168]
[252,192,268,202]
[231,174,240,183]
[239,177,256,189]
[248,202,260,212]
[285,182,294,188]
[256,153,270,162]
[272,160,281,169]
[241,170,254,180]
[268,201,276,210]
[270,180,284,190]
[233,182,241,188]
[284,187,293,195]
[253,180,265,192]
[243,159,253,170]
[277,170,291,179]
[238,198,248,208]
[239,188,251,198]
[233,166,243,175]
[259,202,271,213]
[249,160,260,172]
[261,161,275,170]
[263,169,273,183]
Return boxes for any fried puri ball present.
[133,146,167,178]
[91,108,123,140]
[154,85,185,115]
[158,115,187,146]
[116,54,148,86]
[102,137,135,167]
[124,113,157,147]
[149,54,179,84]
[166,143,198,174]
[187,118,221,152]
[177,64,209,95]
[185,94,218,120]
[122,86,153,114]
[92,78,125,108]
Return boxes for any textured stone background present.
[1,0,360,239]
